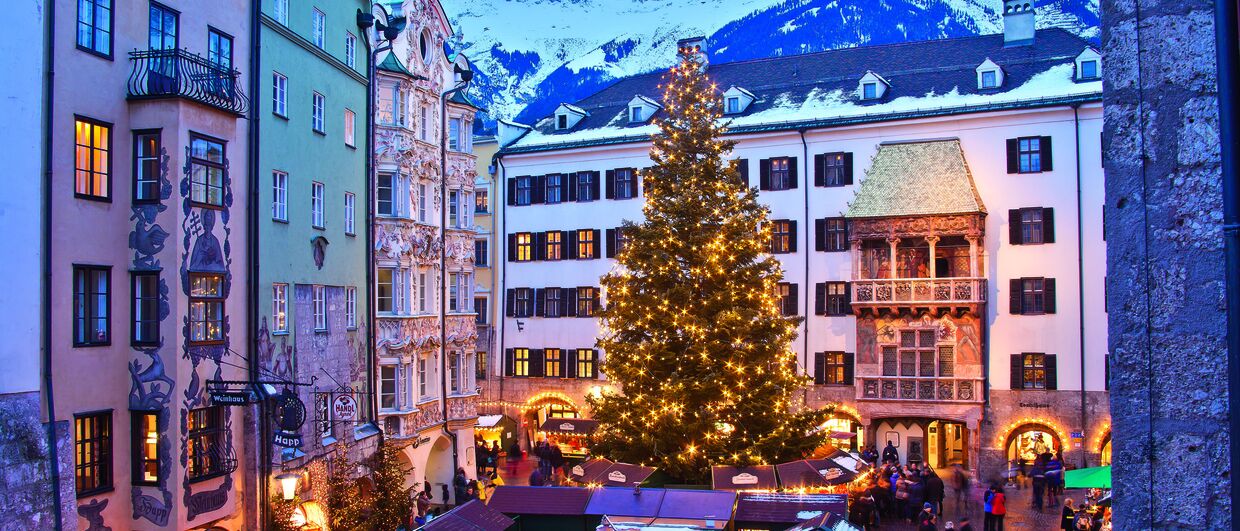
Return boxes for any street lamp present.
[276,472,301,501]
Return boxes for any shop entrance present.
[927,420,968,469]
[1004,424,1062,462]
[874,418,971,469]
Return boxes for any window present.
[818,281,849,316]
[815,352,850,385]
[1013,277,1055,315]
[893,329,937,379]
[272,283,288,332]
[981,70,998,88]
[189,273,224,344]
[206,28,233,74]
[544,348,563,377]
[545,231,563,261]
[377,174,393,216]
[545,174,563,204]
[475,297,488,324]
[316,393,331,440]
[557,115,568,130]
[576,349,596,379]
[311,182,325,228]
[474,239,489,267]
[1019,137,1041,173]
[514,176,533,205]
[345,286,357,329]
[449,190,460,228]
[449,118,462,151]
[131,411,159,485]
[418,357,429,398]
[345,32,357,68]
[73,266,110,346]
[1021,208,1043,244]
[417,183,428,221]
[311,9,325,48]
[189,135,225,207]
[377,268,394,313]
[419,29,432,63]
[418,273,428,312]
[476,351,488,380]
[777,283,797,317]
[133,131,161,203]
[77,0,113,57]
[576,172,597,201]
[1007,136,1054,174]
[270,171,288,221]
[513,348,531,377]
[344,192,356,235]
[74,117,111,200]
[862,82,877,100]
[630,107,643,122]
[273,0,288,24]
[818,152,849,187]
[420,106,428,140]
[74,411,112,495]
[512,288,534,318]
[613,168,636,200]
[313,285,326,331]
[186,406,226,480]
[272,72,287,117]
[148,3,177,52]
[475,189,489,213]
[882,346,898,376]
[576,229,597,259]
[576,287,598,317]
[1011,207,1053,245]
[131,272,159,346]
[449,273,460,312]
[344,109,356,147]
[312,92,325,133]
[818,217,848,252]
[449,352,460,393]
[380,366,397,409]
[544,287,562,318]
[727,97,739,114]
[513,233,533,262]
[1015,353,1055,390]
[1080,60,1098,80]
[764,157,794,191]
[771,220,795,254]
[938,346,955,377]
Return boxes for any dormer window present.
[626,95,661,124]
[1074,48,1102,82]
[630,107,643,122]
[1081,60,1098,80]
[862,82,877,100]
[726,97,739,114]
[722,86,755,114]
[553,103,588,131]
[557,115,568,130]
[982,71,998,89]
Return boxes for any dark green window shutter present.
[1045,354,1058,390]
[1009,279,1023,314]
[1009,209,1023,244]
[1043,208,1055,243]
[1010,354,1023,389]
[1040,136,1053,171]
[1044,278,1057,314]
[843,353,855,385]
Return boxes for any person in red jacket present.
[987,485,1007,531]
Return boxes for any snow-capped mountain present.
[445,0,1099,133]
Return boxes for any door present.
[147,2,178,92]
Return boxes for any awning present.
[475,414,504,428]
[711,465,779,491]
[539,417,599,435]
[420,499,514,531]
[569,457,614,483]
[1064,465,1111,489]
[733,493,848,525]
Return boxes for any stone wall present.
[1101,0,1231,527]
[0,392,74,531]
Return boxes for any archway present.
[522,395,579,449]
[424,435,455,505]
[395,447,417,492]
[812,406,865,454]
[1003,423,1063,462]
[1099,431,1112,466]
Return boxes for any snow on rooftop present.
[510,63,1100,151]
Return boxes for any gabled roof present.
[845,139,986,219]
[376,52,414,77]
[488,486,592,516]
[505,28,1101,153]
[558,103,589,116]
[630,95,662,108]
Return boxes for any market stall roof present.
[475,414,504,428]
[802,458,857,486]
[419,499,514,531]
[783,512,862,531]
[601,517,726,531]
[570,457,614,483]
[586,462,657,487]
[585,487,666,518]
[487,486,592,516]
[539,417,599,435]
[711,465,779,491]
[775,461,832,489]
[817,450,863,475]
[734,493,848,524]
[658,490,736,522]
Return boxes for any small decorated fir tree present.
[324,445,363,531]
[367,438,413,530]
[587,41,832,483]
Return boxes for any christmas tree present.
[324,445,363,531]
[587,41,832,483]
[367,438,413,530]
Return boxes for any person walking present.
[895,472,911,523]
[506,439,522,476]
[549,442,565,481]
[453,468,470,506]
[1045,454,1064,506]
[907,474,926,523]
[414,490,431,527]
[989,485,1007,531]
[1060,498,1076,530]
[982,484,996,531]
[951,464,972,513]
[1030,456,1047,511]
[918,502,938,530]
[926,469,945,516]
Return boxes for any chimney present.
[677,36,708,67]
[1002,1,1036,46]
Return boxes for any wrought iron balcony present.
[859,377,984,403]
[127,49,248,115]
[851,277,986,306]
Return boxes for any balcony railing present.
[127,49,248,115]
[859,377,984,403]
[852,277,986,305]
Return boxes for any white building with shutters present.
[482,8,1112,477]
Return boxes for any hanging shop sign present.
[273,388,306,448]
[207,380,258,405]
[332,394,359,422]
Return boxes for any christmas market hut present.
[582,462,657,488]
[421,499,514,531]
[539,417,599,459]
[781,512,862,531]
[733,493,849,531]
[488,485,594,531]
[586,488,735,530]
[570,457,615,484]
[711,465,779,492]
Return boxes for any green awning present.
[1064,465,1111,489]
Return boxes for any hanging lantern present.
[276,472,301,501]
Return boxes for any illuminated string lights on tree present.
[587,43,832,483]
